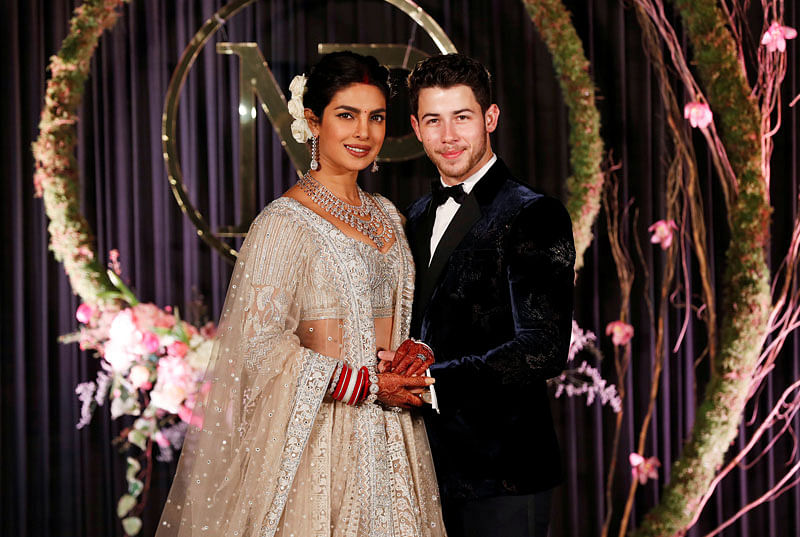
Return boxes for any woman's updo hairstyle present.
[304,51,390,121]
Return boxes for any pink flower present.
[132,303,176,330]
[108,249,121,275]
[683,102,712,129]
[141,331,160,354]
[761,22,797,53]
[153,430,171,448]
[648,219,678,250]
[76,303,95,324]
[200,321,217,339]
[156,356,194,388]
[606,321,634,346]
[167,341,189,358]
[129,364,152,390]
[177,404,203,428]
[629,453,660,484]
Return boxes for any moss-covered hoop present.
[633,0,771,535]
[32,0,129,305]
[521,0,605,273]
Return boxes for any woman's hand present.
[377,339,435,376]
[377,373,435,408]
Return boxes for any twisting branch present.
[616,14,684,535]
[600,164,635,537]
[631,0,773,535]
[632,0,740,211]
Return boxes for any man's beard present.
[430,135,488,182]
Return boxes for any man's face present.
[410,85,499,186]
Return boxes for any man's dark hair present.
[305,51,391,120]
[407,54,492,116]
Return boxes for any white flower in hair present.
[287,97,305,120]
[291,118,313,144]
[288,74,312,143]
[289,74,307,97]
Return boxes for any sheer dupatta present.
[156,197,446,537]
[156,206,339,537]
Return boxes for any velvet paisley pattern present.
[405,159,575,506]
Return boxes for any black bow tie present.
[431,181,467,207]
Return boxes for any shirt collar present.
[438,153,497,195]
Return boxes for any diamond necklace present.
[298,172,394,249]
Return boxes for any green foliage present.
[521,0,605,272]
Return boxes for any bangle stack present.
[331,362,372,406]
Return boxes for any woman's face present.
[307,83,387,174]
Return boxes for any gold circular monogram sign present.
[162,0,457,262]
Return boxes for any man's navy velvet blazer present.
[405,158,575,505]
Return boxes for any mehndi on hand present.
[376,372,434,408]
[389,338,435,377]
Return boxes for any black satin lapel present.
[411,200,436,269]
[426,194,482,292]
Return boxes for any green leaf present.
[125,456,141,478]
[117,494,137,518]
[97,290,124,301]
[128,478,144,497]
[127,429,147,451]
[121,516,142,536]
[106,269,139,306]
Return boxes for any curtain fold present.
[2,1,798,536]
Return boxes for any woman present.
[156,52,447,537]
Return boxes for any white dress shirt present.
[429,154,497,265]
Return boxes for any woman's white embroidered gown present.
[156,195,446,537]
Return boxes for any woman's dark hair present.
[407,53,492,116]
[304,51,391,120]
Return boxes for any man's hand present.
[377,373,435,408]
[378,339,435,376]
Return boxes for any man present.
[390,54,575,537]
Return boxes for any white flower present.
[289,74,307,98]
[187,339,214,372]
[104,340,137,372]
[291,118,313,143]
[287,96,305,120]
[287,74,313,143]
[110,395,141,419]
[150,383,187,414]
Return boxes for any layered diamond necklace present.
[298,172,394,249]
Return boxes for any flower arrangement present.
[66,260,215,535]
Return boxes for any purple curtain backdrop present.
[2,1,799,536]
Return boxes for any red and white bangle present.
[330,362,372,406]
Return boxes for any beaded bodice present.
[296,207,401,321]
